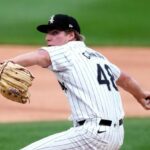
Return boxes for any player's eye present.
[49,30,61,35]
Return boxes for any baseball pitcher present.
[0,14,150,150]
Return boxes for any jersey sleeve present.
[41,46,72,72]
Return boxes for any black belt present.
[77,119,123,126]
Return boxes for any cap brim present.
[37,24,65,33]
[37,25,53,33]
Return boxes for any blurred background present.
[0,0,150,150]
[0,0,150,46]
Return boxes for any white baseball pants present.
[21,118,124,150]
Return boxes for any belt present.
[77,119,123,126]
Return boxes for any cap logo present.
[69,24,73,28]
[49,15,55,24]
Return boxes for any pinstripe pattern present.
[22,41,124,149]
[44,41,124,121]
[21,119,124,150]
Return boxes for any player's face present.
[45,30,75,46]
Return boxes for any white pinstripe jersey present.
[41,41,124,122]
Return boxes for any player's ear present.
[66,30,76,41]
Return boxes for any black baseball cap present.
[37,14,81,33]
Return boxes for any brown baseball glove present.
[0,61,34,104]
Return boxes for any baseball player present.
[4,14,150,150]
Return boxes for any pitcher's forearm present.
[9,54,35,67]
[2,50,51,68]
[116,72,145,101]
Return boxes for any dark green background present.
[0,0,150,46]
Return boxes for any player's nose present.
[45,34,53,42]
